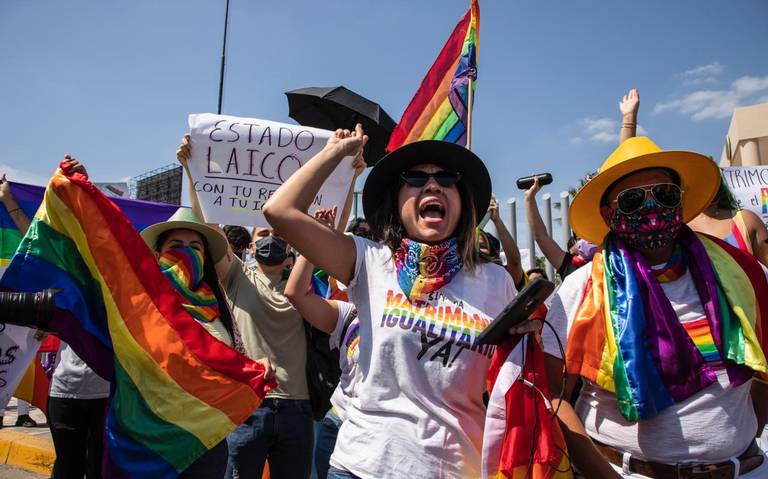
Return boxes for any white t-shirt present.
[328,300,360,420]
[544,263,758,464]
[330,237,517,479]
[49,342,110,400]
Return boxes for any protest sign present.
[0,264,42,411]
[721,166,768,227]
[187,113,355,227]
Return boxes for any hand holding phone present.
[477,278,555,345]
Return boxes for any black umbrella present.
[285,86,396,166]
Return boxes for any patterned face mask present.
[159,245,220,323]
[608,199,683,250]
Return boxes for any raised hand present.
[619,88,640,119]
[176,134,192,167]
[488,196,500,222]
[352,149,368,178]
[0,174,12,205]
[525,176,542,199]
[314,206,338,229]
[61,155,89,179]
[325,123,369,159]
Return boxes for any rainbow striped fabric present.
[14,357,49,411]
[483,318,573,479]
[566,228,768,421]
[159,246,220,323]
[0,165,275,478]
[386,0,479,150]
[1,182,178,267]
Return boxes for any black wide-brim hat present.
[362,140,492,225]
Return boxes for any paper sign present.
[187,113,355,227]
[0,265,41,410]
[721,166,768,227]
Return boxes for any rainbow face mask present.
[608,200,683,250]
[159,245,219,323]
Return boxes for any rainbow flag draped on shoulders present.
[386,0,479,150]
[0,163,275,478]
[482,305,573,479]
[566,227,768,421]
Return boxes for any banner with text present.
[721,166,768,227]
[188,113,355,227]
[0,265,42,411]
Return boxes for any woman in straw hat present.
[541,137,768,478]
[60,157,276,479]
[263,125,541,479]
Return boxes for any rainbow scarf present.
[393,238,463,300]
[566,226,768,421]
[386,0,479,149]
[0,164,275,478]
[160,246,220,323]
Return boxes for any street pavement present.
[1,398,50,440]
[0,464,47,478]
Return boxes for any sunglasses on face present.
[400,170,462,188]
[612,183,683,214]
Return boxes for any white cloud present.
[0,164,49,185]
[569,137,583,145]
[653,74,768,121]
[575,117,648,143]
[679,62,724,85]
[637,124,649,136]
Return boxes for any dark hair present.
[599,167,681,207]
[156,229,236,340]
[567,235,579,250]
[477,230,502,264]
[526,268,548,280]
[368,177,481,270]
[223,225,251,256]
[713,176,739,211]
[346,217,369,235]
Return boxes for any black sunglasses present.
[613,183,683,214]
[400,170,462,188]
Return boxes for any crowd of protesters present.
[1,86,768,479]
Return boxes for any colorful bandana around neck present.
[159,245,220,323]
[565,226,768,421]
[393,238,463,300]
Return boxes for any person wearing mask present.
[59,157,276,478]
[176,135,312,478]
[617,86,768,269]
[346,218,372,239]
[543,137,768,478]
[263,126,540,478]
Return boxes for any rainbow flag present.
[1,182,178,267]
[310,268,348,302]
[386,0,479,150]
[482,328,573,479]
[0,164,275,478]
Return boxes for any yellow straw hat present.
[569,137,720,244]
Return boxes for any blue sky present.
[1,1,767,242]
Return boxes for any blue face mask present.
[254,235,289,266]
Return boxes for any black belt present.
[597,440,764,479]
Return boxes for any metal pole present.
[466,76,474,150]
[217,0,231,114]
[352,191,360,218]
[559,191,571,249]
[526,220,536,271]
[507,198,517,242]
[542,193,555,280]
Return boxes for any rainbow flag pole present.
[387,0,480,152]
